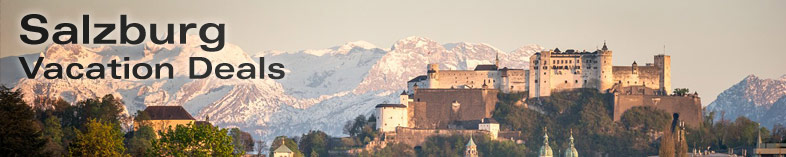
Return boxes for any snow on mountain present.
[354,36,542,93]
[706,74,786,128]
[1,36,539,142]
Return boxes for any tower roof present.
[565,129,578,157]
[539,127,554,157]
[601,41,608,51]
[466,136,476,147]
[401,90,408,95]
[274,142,293,153]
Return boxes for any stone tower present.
[400,91,409,107]
[598,42,614,92]
[654,54,671,95]
[465,136,478,157]
[427,64,440,88]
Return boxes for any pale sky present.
[2,0,785,105]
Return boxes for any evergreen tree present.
[0,86,46,156]
[42,116,65,156]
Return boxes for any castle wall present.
[431,70,501,89]
[529,50,609,98]
[613,66,661,89]
[409,88,499,129]
[612,94,703,127]
[377,106,408,132]
[386,127,489,147]
[421,64,526,93]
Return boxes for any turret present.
[427,64,440,88]
[598,42,614,92]
[400,91,409,107]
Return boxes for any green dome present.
[564,130,578,157]
[539,128,553,157]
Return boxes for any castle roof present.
[375,104,407,108]
[481,118,498,124]
[143,106,195,120]
[400,91,408,95]
[554,48,561,53]
[474,64,498,71]
[408,75,428,83]
[602,42,608,51]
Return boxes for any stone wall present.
[612,93,703,127]
[386,127,489,147]
[409,88,499,129]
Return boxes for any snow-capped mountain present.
[706,74,786,128]
[0,36,542,142]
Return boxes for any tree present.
[125,125,155,157]
[659,128,675,157]
[68,119,126,156]
[148,123,235,156]
[771,124,786,143]
[229,128,255,155]
[299,130,329,157]
[673,88,690,96]
[0,86,46,156]
[42,116,65,156]
[256,140,268,157]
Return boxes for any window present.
[565,80,568,84]
[575,80,578,83]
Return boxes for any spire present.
[539,127,554,157]
[466,136,476,147]
[758,127,762,148]
[565,129,578,157]
[495,52,500,67]
[601,41,608,51]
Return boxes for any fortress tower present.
[599,42,614,91]
[654,54,671,95]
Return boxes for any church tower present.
[465,136,478,157]
[539,127,554,157]
[564,130,578,157]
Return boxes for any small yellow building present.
[134,106,196,134]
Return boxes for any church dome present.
[539,128,554,157]
[564,130,578,157]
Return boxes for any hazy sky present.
[2,0,785,105]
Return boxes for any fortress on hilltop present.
[376,42,702,147]
[407,42,672,99]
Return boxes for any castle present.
[408,42,672,98]
[376,42,702,147]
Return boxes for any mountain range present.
[0,36,542,142]
[706,74,786,128]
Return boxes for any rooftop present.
[143,106,196,120]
